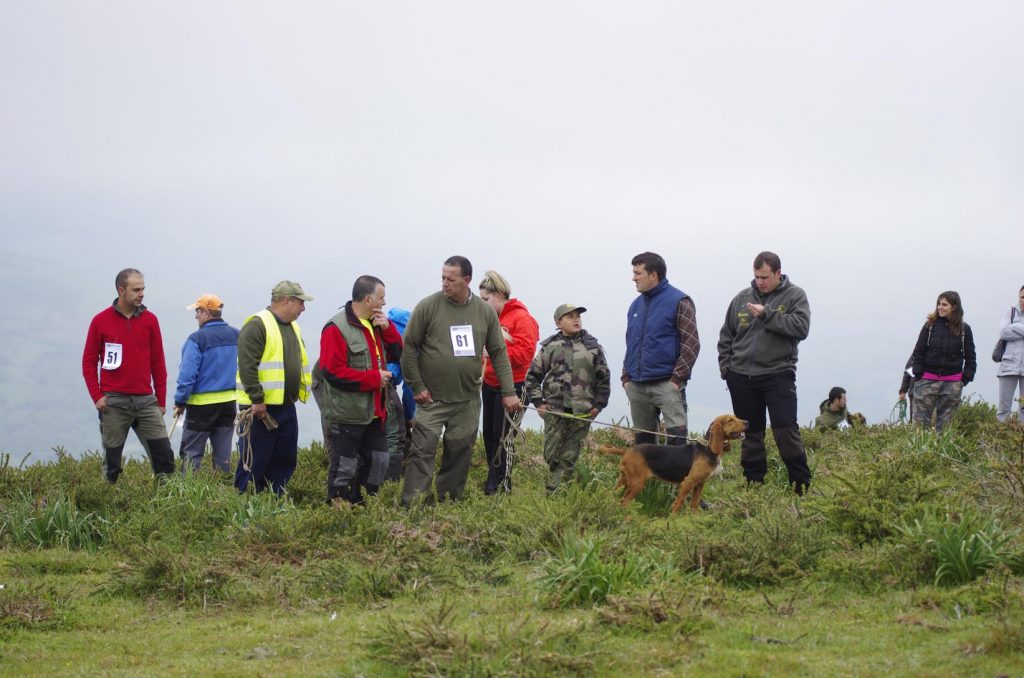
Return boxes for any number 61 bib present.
[449,325,476,357]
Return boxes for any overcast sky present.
[1,2,1021,462]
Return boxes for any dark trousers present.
[481,382,524,494]
[325,418,388,504]
[234,402,298,495]
[725,370,811,494]
[383,385,407,481]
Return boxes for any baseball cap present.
[553,303,587,322]
[272,280,314,301]
[186,294,224,311]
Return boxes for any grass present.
[2,401,1024,675]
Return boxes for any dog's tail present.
[594,444,629,456]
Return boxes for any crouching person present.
[525,304,611,493]
[312,276,403,505]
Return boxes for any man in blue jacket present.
[173,294,240,472]
[623,252,700,446]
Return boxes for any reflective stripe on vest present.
[236,309,311,405]
[186,389,237,406]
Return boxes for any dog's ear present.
[708,416,726,455]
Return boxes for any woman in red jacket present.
[478,270,539,494]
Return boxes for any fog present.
[1,2,1020,462]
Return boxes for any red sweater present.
[82,304,168,407]
[483,298,539,387]
[319,305,403,421]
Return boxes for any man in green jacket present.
[400,256,521,506]
[814,387,849,429]
[718,251,812,494]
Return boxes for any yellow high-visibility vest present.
[236,309,311,405]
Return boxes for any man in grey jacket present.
[717,251,811,494]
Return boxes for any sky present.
[1,2,1021,463]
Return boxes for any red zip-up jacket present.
[82,303,168,407]
[483,298,539,387]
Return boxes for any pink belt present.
[922,372,962,382]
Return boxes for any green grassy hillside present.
[2,402,1024,676]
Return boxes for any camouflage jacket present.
[525,330,611,414]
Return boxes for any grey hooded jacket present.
[997,306,1024,377]
[717,275,811,378]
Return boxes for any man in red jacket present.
[82,268,176,483]
[312,275,403,504]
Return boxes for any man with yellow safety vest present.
[173,293,240,473]
[235,281,314,494]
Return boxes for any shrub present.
[681,501,829,586]
[111,541,235,605]
[365,599,597,676]
[0,492,110,553]
[821,447,951,544]
[536,534,659,607]
[897,510,1021,587]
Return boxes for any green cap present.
[553,303,586,322]
[272,280,314,301]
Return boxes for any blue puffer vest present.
[624,280,687,382]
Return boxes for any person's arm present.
[399,304,428,397]
[910,325,929,378]
[237,317,268,404]
[593,346,612,412]
[962,324,977,384]
[717,300,737,379]
[762,288,810,341]
[82,316,104,405]
[380,321,403,364]
[505,313,540,374]
[484,312,516,397]
[320,324,385,392]
[1001,307,1024,340]
[899,356,913,398]
[671,297,700,387]
[174,338,202,407]
[524,344,549,407]
[150,315,167,411]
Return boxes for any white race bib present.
[102,342,123,370]
[449,325,475,357]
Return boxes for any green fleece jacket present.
[717,275,810,378]
[814,400,848,429]
[401,291,515,402]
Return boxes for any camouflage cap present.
[553,303,587,322]
[271,280,314,301]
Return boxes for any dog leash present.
[520,404,672,440]
[497,405,527,493]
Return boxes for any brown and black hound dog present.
[597,414,748,514]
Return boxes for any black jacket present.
[911,318,977,384]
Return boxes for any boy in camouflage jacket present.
[525,304,611,492]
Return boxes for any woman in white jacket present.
[996,285,1024,422]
